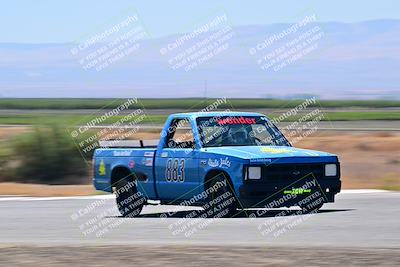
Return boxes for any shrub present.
[12,124,88,184]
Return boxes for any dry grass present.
[0,126,30,139]
[295,131,400,190]
[0,183,98,197]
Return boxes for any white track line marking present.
[339,189,390,194]
[0,195,115,201]
[0,189,391,202]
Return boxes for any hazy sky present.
[1,0,399,42]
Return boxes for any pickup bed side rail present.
[98,139,159,148]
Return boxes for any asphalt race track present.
[0,190,399,247]
[1,190,400,266]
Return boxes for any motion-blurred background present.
[0,0,399,195]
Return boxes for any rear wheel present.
[115,179,145,217]
[204,173,238,218]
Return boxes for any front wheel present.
[115,179,145,217]
[203,173,238,218]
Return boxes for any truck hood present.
[201,146,337,161]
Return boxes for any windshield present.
[196,116,290,147]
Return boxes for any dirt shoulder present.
[0,246,399,266]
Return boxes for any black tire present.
[115,179,145,217]
[204,173,238,218]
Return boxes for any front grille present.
[247,163,325,183]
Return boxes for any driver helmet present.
[227,126,248,144]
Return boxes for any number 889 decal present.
[165,159,185,182]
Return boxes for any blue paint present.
[93,112,341,206]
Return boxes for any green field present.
[0,98,398,125]
[0,114,166,126]
[0,111,399,126]
[1,98,400,109]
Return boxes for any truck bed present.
[93,141,159,196]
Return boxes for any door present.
[155,118,200,201]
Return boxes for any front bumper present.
[238,178,341,208]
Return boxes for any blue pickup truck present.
[93,112,341,218]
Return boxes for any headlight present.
[248,167,261,180]
[325,164,337,176]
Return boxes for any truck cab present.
[93,112,341,217]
